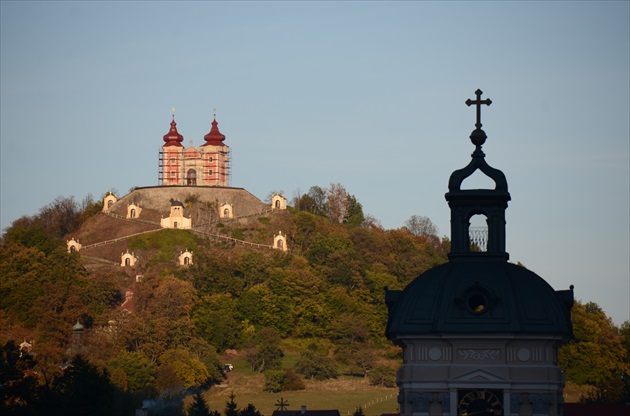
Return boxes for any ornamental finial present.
[465,89,492,147]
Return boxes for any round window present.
[467,293,487,314]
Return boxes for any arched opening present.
[184,256,190,265]
[70,245,76,253]
[224,208,230,217]
[125,257,131,266]
[468,214,488,252]
[174,222,179,228]
[187,169,197,185]
[107,200,114,208]
[130,208,136,218]
[275,200,280,208]
[461,170,496,190]
[277,239,284,249]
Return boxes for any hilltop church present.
[158,112,231,187]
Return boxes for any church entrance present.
[187,169,197,185]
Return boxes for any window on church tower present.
[209,156,213,163]
[208,170,213,176]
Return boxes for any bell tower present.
[386,90,574,416]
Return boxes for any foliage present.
[404,215,438,237]
[353,406,365,416]
[107,351,156,395]
[295,350,338,380]
[368,364,396,387]
[559,301,629,403]
[46,355,116,416]
[188,392,220,416]
[264,369,305,392]
[244,328,284,373]
[159,349,210,389]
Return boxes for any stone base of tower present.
[396,335,566,416]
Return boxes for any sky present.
[1,1,628,325]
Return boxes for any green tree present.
[45,355,116,416]
[159,349,210,389]
[107,351,156,395]
[344,194,365,228]
[224,392,238,416]
[188,392,220,416]
[295,350,338,380]
[239,403,262,416]
[244,327,283,373]
[353,406,365,416]
[368,365,396,387]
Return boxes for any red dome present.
[163,116,184,147]
[202,116,226,146]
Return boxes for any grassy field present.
[201,382,398,416]
[196,352,399,415]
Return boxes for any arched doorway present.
[187,169,197,185]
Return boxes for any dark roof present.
[272,411,340,416]
[385,260,573,339]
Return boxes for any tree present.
[404,215,438,237]
[107,351,156,395]
[239,403,262,416]
[159,348,210,389]
[243,328,283,373]
[325,183,349,223]
[188,392,220,416]
[224,392,238,416]
[264,369,305,392]
[368,365,396,387]
[0,341,39,415]
[295,350,338,380]
[45,355,116,416]
[344,194,365,228]
[353,406,365,416]
[559,301,629,403]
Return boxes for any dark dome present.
[385,260,573,341]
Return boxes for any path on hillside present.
[77,210,276,264]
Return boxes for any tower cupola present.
[163,115,184,147]
[202,115,226,146]
[445,89,511,261]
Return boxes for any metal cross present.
[275,397,289,411]
[465,89,492,129]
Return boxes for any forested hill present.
[1,185,629,415]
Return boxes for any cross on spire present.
[466,89,492,129]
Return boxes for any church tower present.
[159,112,231,187]
[386,90,574,416]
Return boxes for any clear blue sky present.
[1,1,628,324]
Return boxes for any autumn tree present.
[559,301,629,403]
[404,214,438,237]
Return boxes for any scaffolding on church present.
[158,147,231,187]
